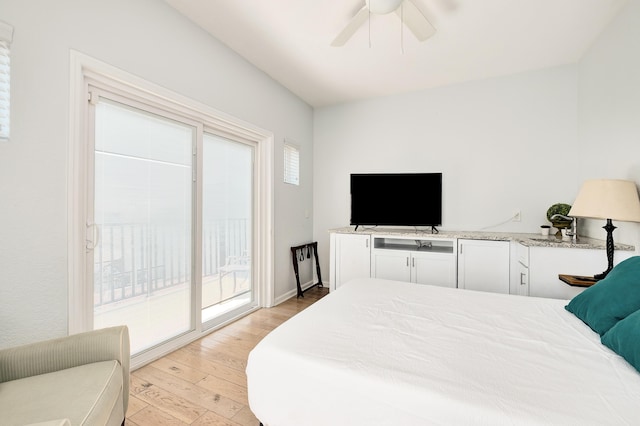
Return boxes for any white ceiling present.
[165,0,627,108]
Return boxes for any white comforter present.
[247,278,640,425]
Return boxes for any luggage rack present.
[290,242,323,298]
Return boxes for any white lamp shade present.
[568,179,640,222]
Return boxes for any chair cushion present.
[0,360,124,426]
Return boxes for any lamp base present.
[593,219,616,280]
[594,269,612,280]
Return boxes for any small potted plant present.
[546,203,572,238]
[540,225,551,236]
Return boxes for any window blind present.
[284,142,300,185]
[0,21,14,140]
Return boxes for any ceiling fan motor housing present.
[331,0,434,46]
[367,0,404,15]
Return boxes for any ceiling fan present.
[331,0,436,47]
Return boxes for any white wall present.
[313,66,582,276]
[0,0,313,348]
[577,0,640,248]
[313,1,640,279]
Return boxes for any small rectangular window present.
[284,141,300,186]
[0,21,14,141]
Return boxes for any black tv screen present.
[350,173,442,227]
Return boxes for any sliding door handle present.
[86,222,100,252]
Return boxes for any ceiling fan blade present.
[396,0,436,42]
[331,6,369,47]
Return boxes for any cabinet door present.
[412,251,457,288]
[334,234,371,290]
[528,247,632,299]
[458,239,510,294]
[516,262,529,296]
[372,250,411,282]
[510,242,530,296]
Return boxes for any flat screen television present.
[350,173,442,228]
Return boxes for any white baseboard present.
[274,280,323,305]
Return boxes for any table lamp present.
[568,179,640,279]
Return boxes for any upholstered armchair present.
[0,325,130,426]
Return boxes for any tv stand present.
[371,235,456,288]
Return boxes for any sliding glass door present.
[202,134,254,325]
[92,98,196,355]
[69,55,273,367]
[86,90,261,358]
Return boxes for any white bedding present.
[247,278,640,425]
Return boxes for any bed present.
[247,275,640,425]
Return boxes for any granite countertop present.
[329,227,635,251]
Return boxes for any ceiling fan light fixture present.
[367,0,404,15]
[332,0,436,47]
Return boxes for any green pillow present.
[565,256,640,335]
[601,309,640,373]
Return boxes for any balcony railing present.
[93,219,249,307]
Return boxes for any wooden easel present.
[290,242,323,298]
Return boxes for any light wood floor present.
[126,286,329,425]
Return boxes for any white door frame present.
[67,51,274,364]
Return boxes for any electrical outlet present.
[513,210,521,222]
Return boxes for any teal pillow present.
[601,309,640,373]
[565,256,640,335]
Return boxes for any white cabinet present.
[330,233,371,291]
[528,246,633,299]
[457,239,510,294]
[329,229,635,299]
[372,237,457,288]
[412,251,457,287]
[372,250,411,282]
